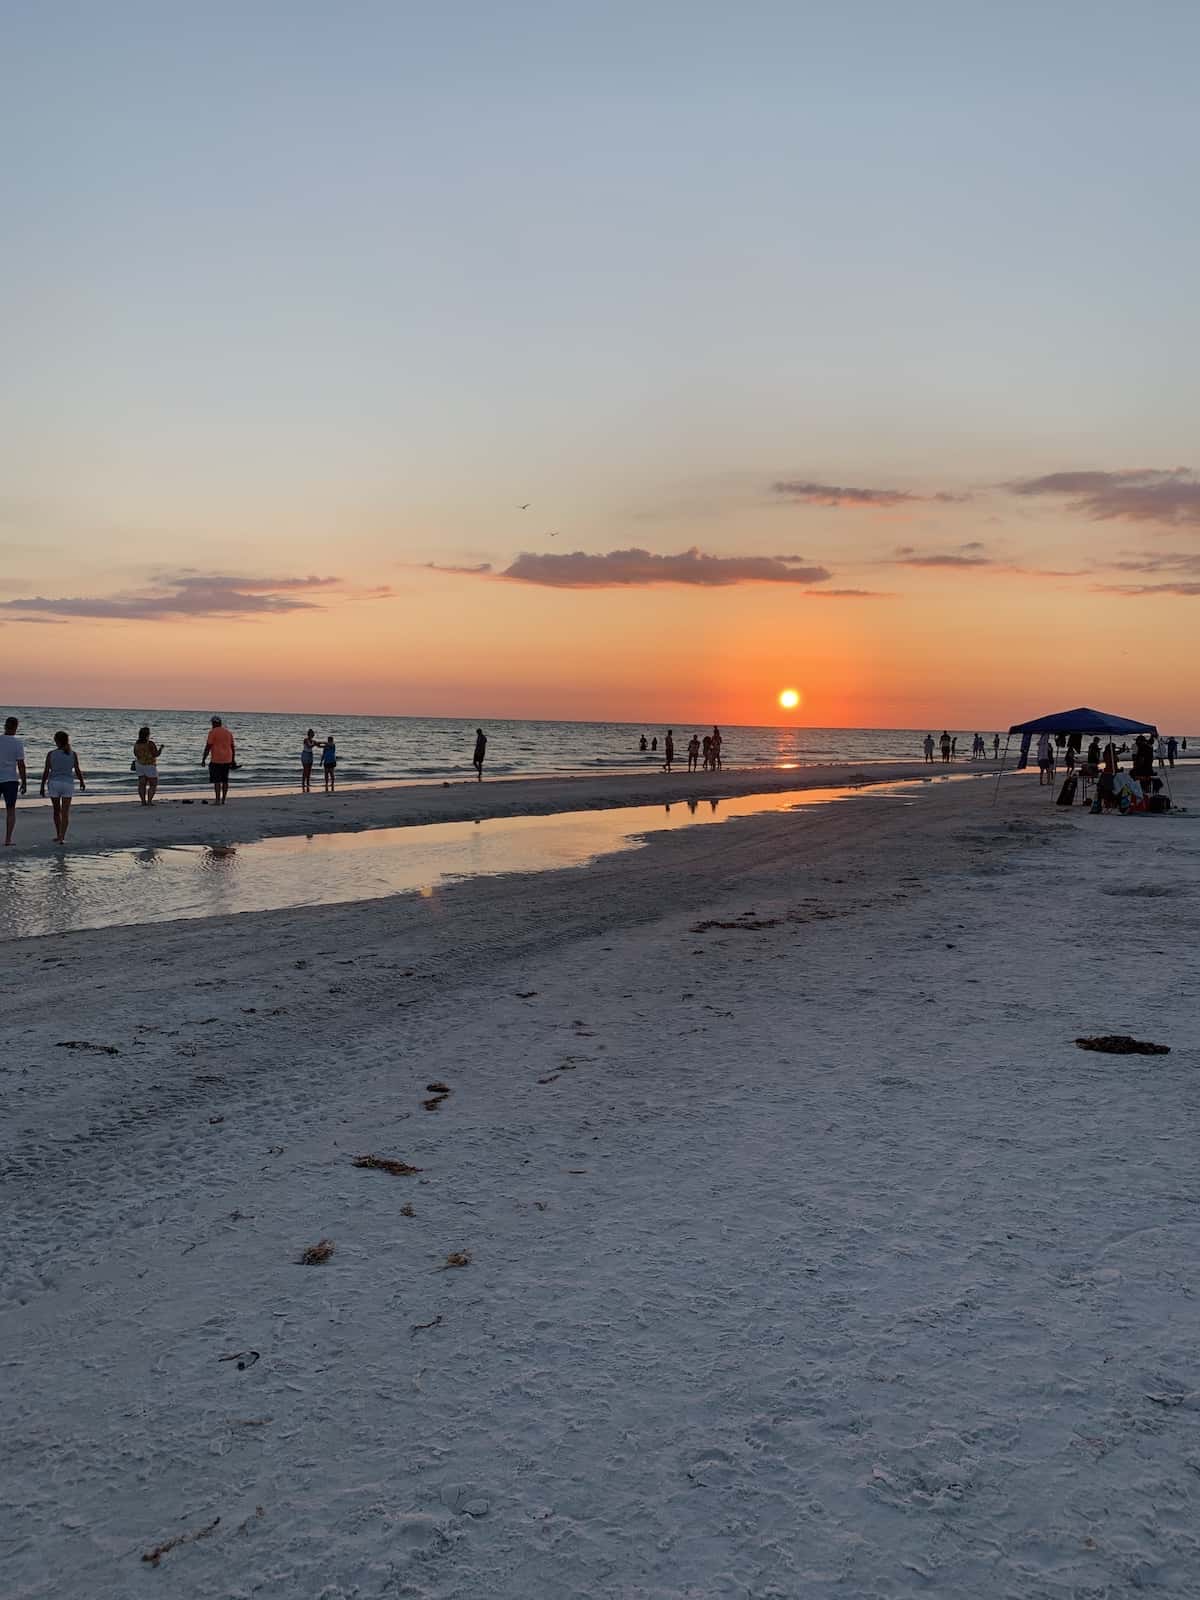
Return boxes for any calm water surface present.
[1,707,1036,798]
[0,782,934,940]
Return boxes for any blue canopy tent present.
[993,707,1160,804]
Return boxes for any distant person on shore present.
[1087,736,1102,769]
[133,726,162,805]
[1167,735,1178,767]
[301,729,317,792]
[992,734,1000,759]
[687,733,700,771]
[201,715,236,805]
[651,736,657,752]
[1036,732,1053,784]
[711,727,723,770]
[322,736,338,792]
[662,731,675,772]
[40,731,85,844]
[923,734,935,762]
[0,715,27,847]
[639,734,647,752]
[951,736,958,759]
[1157,736,1167,770]
[702,734,712,769]
[473,727,487,781]
[939,731,951,762]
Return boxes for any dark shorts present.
[209,763,231,784]
[0,781,18,807]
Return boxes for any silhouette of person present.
[473,727,487,781]
[639,734,648,752]
[662,731,675,772]
[687,734,700,771]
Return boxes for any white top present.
[48,747,75,778]
[0,734,25,783]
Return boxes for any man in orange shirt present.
[200,715,237,805]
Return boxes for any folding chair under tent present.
[991,707,1164,805]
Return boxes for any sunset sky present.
[3,3,1198,728]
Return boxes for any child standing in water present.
[321,736,337,792]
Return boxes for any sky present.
[2,1,1199,728]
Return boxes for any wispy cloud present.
[0,570,340,621]
[426,561,494,576]
[497,547,832,588]
[1094,580,1200,597]
[1009,468,1200,526]
[772,480,969,508]
[1106,550,1200,576]
[887,542,994,568]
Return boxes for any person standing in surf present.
[473,727,488,781]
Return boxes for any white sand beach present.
[3,769,1199,1598]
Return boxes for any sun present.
[778,688,801,711]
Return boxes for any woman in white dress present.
[40,730,86,844]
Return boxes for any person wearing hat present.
[200,715,237,805]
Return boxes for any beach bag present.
[1090,795,1102,814]
[1055,775,1078,806]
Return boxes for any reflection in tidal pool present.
[0,784,919,940]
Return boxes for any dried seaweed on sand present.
[352,1155,422,1176]
[1075,1035,1170,1056]
[297,1239,335,1265]
[439,1251,472,1269]
[142,1515,221,1566]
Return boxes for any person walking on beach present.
[662,730,675,772]
[923,733,935,762]
[301,729,317,792]
[201,715,236,805]
[321,735,338,792]
[687,733,700,771]
[711,727,723,770]
[939,731,951,762]
[1036,732,1053,784]
[133,726,162,805]
[472,727,487,781]
[1157,736,1167,770]
[40,731,85,844]
[639,734,647,752]
[701,734,712,769]
[0,716,27,847]
[1167,735,1178,767]
[992,734,1000,759]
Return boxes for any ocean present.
[5,707,1178,798]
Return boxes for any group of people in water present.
[639,727,724,773]
[0,713,496,846]
[922,732,1001,762]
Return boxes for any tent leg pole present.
[991,737,1011,806]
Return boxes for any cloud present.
[0,571,339,621]
[888,544,993,568]
[1094,580,1200,597]
[1106,550,1200,576]
[1009,468,1200,526]
[426,562,494,576]
[772,480,969,508]
[496,547,832,588]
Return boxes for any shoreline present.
[2,759,992,855]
